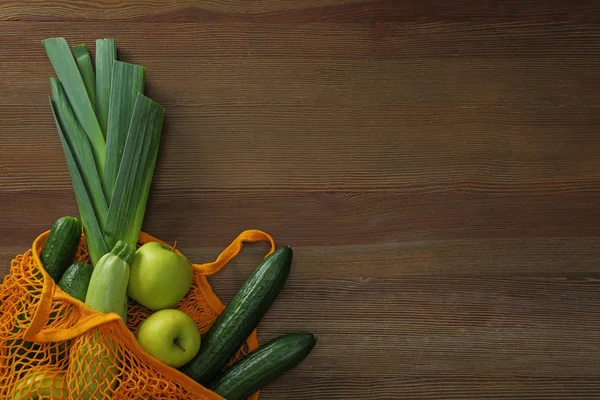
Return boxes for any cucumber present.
[208,333,316,400]
[40,216,82,283]
[58,262,93,303]
[180,246,293,385]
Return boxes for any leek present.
[42,38,106,179]
[95,38,117,138]
[71,44,96,110]
[45,37,165,261]
[50,100,109,265]
[104,61,146,201]
[104,94,164,249]
[50,78,108,228]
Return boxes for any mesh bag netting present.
[0,229,275,399]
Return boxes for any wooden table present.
[1,1,600,399]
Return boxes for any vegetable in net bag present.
[0,229,274,399]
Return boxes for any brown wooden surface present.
[1,1,600,399]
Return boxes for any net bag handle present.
[193,229,276,276]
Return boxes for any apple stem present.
[174,338,186,352]
[172,241,178,253]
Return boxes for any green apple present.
[137,309,201,368]
[127,241,193,310]
[11,368,68,400]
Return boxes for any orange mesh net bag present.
[0,229,275,399]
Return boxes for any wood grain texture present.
[0,0,598,22]
[2,21,600,63]
[1,1,600,398]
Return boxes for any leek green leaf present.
[95,38,117,138]
[104,94,165,249]
[43,38,106,178]
[50,78,108,228]
[71,44,96,110]
[50,99,109,265]
[104,61,146,201]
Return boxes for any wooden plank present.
[257,376,600,399]
[1,189,600,250]
[142,191,600,244]
[1,21,599,62]
[2,104,600,191]
[4,57,600,107]
[0,0,597,22]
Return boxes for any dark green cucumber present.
[180,246,293,385]
[58,262,93,302]
[40,216,82,282]
[208,333,316,400]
